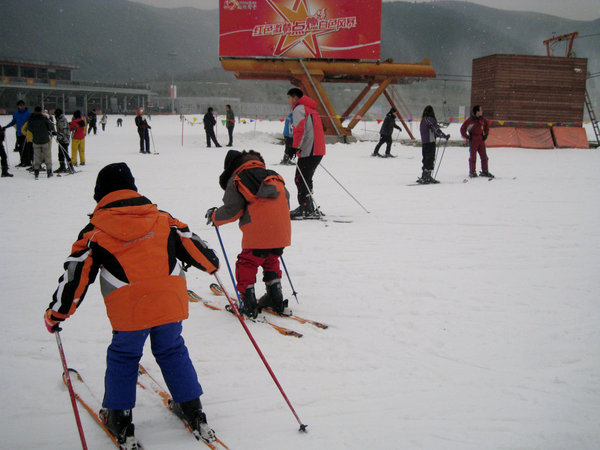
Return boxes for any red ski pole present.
[213,225,307,432]
[55,330,88,449]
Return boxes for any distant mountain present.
[1,0,598,110]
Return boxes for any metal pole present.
[318,163,370,213]
[55,331,88,449]
[213,227,308,432]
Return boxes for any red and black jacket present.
[48,190,219,331]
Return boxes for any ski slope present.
[1,114,599,449]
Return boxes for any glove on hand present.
[483,134,488,141]
[205,207,217,225]
[445,134,450,140]
[44,309,61,334]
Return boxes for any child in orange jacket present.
[206,150,291,318]
[44,162,220,446]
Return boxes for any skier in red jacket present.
[460,105,493,178]
[287,87,326,218]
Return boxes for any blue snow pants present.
[102,321,202,410]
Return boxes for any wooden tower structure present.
[220,58,436,140]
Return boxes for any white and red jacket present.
[291,95,326,158]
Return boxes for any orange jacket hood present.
[91,190,159,242]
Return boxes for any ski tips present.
[299,423,308,432]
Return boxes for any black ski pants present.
[373,134,392,155]
[205,127,220,147]
[226,126,234,146]
[295,154,323,207]
[1,143,8,170]
[138,128,150,153]
[422,142,436,171]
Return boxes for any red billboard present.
[219,0,381,60]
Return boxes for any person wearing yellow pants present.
[69,110,87,165]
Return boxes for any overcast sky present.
[131,0,599,21]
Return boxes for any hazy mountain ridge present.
[1,0,598,108]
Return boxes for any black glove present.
[444,134,450,140]
[483,134,488,141]
[205,207,217,226]
[52,131,57,136]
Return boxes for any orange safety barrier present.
[515,128,554,149]
[486,127,520,147]
[552,126,589,148]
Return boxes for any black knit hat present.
[223,149,241,169]
[94,163,137,202]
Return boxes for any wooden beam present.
[346,78,393,130]
[383,89,415,140]
[341,83,373,121]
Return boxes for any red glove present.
[44,309,61,333]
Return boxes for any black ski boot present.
[290,205,307,219]
[239,286,259,318]
[479,170,494,178]
[425,169,439,184]
[99,408,138,448]
[47,169,53,178]
[54,162,66,173]
[469,172,478,178]
[34,169,39,180]
[67,163,75,174]
[171,398,216,443]
[1,167,13,177]
[259,279,291,315]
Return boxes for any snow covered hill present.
[1,115,599,449]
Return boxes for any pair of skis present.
[187,283,328,338]
[63,365,228,449]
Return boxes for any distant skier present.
[203,107,221,148]
[44,162,221,447]
[418,105,449,184]
[460,105,493,178]
[287,87,326,218]
[87,109,97,135]
[53,108,74,174]
[101,113,108,131]
[206,150,292,318]
[372,108,402,158]
[21,106,54,179]
[135,108,151,154]
[3,100,30,166]
[225,104,235,146]
[69,110,87,166]
[280,111,295,165]
[117,118,123,127]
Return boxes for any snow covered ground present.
[1,114,599,449]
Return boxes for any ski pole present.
[149,129,158,155]
[280,255,299,304]
[434,138,448,180]
[213,226,308,432]
[318,163,370,213]
[55,330,88,450]
[294,161,321,215]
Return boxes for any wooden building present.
[471,54,587,124]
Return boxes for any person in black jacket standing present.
[203,107,221,148]
[88,109,98,135]
[23,106,54,179]
[135,108,151,154]
[372,108,402,158]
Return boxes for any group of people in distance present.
[202,104,236,148]
[372,104,493,184]
[1,101,91,179]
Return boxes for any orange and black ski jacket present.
[212,160,291,250]
[48,190,219,331]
